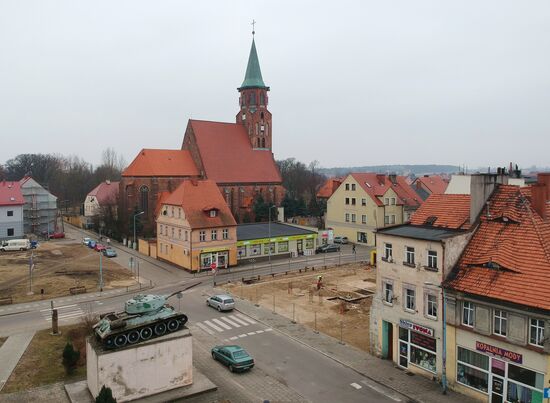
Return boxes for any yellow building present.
[156,180,237,272]
[325,173,422,246]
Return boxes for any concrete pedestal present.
[87,328,193,402]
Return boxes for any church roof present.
[239,38,268,90]
[188,120,282,184]
[122,149,199,177]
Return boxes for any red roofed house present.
[120,36,284,234]
[316,177,344,201]
[443,177,550,402]
[325,173,423,246]
[156,179,237,271]
[411,175,449,201]
[0,181,25,239]
[84,180,120,218]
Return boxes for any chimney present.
[376,174,386,185]
[389,174,397,185]
[531,173,550,220]
[106,179,111,185]
[470,173,509,224]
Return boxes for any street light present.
[268,205,277,267]
[425,281,447,395]
[133,211,145,249]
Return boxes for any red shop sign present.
[476,341,523,364]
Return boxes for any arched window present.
[256,123,259,135]
[250,92,256,105]
[260,111,264,120]
[140,185,149,215]
[261,138,266,148]
[260,92,265,105]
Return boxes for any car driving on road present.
[211,345,254,372]
[206,294,235,311]
[102,248,117,257]
[333,236,349,244]
[315,243,341,254]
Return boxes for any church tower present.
[236,32,272,150]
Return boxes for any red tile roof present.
[446,185,550,310]
[122,149,199,177]
[317,177,344,199]
[188,120,282,184]
[410,194,471,229]
[162,179,237,229]
[350,173,422,208]
[0,181,25,206]
[87,181,119,205]
[414,175,449,195]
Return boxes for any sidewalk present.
[0,331,36,392]
[227,290,474,403]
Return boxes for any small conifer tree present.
[62,342,80,374]
[96,385,117,403]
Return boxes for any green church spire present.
[239,37,268,90]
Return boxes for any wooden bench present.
[0,297,13,306]
[69,286,86,295]
[241,276,260,284]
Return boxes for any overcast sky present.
[1,1,549,169]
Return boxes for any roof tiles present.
[0,181,25,206]
[410,194,471,229]
[87,181,119,205]
[350,173,422,208]
[122,149,199,177]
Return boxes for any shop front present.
[398,319,438,374]
[236,234,316,261]
[450,330,547,403]
[199,249,230,270]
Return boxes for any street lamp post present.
[99,249,103,292]
[133,211,145,249]
[268,205,277,270]
[425,281,447,394]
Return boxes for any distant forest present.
[319,164,460,177]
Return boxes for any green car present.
[211,345,254,372]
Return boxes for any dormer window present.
[209,210,217,218]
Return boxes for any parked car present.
[88,240,97,249]
[0,239,30,252]
[82,237,92,246]
[94,243,107,252]
[333,236,349,244]
[211,345,254,372]
[102,248,117,258]
[206,294,235,311]
[315,243,341,254]
[49,232,65,239]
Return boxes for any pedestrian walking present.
[106,238,111,246]
[352,244,356,254]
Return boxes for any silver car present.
[207,294,235,311]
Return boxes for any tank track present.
[99,313,188,349]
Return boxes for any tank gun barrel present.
[165,281,202,300]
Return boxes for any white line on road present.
[238,334,247,338]
[46,312,84,321]
[247,332,256,336]
[264,328,273,332]
[350,383,362,390]
[219,316,241,328]
[40,304,77,312]
[360,380,402,402]
[212,318,232,330]
[229,315,250,326]
[195,322,215,335]
[203,320,224,332]
[229,336,238,340]
[255,330,264,334]
[235,313,256,324]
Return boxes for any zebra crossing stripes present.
[219,316,241,328]
[212,318,232,330]
[40,304,85,322]
[194,313,259,334]
[204,320,224,332]
[195,322,215,335]
[235,313,256,324]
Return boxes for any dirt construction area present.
[0,239,134,304]
[223,263,376,352]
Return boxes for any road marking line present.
[264,328,273,332]
[46,312,84,321]
[229,336,238,340]
[350,383,362,390]
[360,380,402,402]
[238,334,247,338]
[195,322,215,335]
[229,315,249,326]
[40,304,77,312]
[219,316,241,328]
[204,320,224,332]
[247,332,256,336]
[212,318,231,330]
[255,330,264,334]
[235,313,256,324]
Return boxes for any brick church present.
[120,35,285,233]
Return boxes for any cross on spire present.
[251,19,256,36]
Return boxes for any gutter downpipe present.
[441,242,448,395]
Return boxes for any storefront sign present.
[411,332,437,352]
[399,319,434,337]
[475,341,523,364]
[237,234,317,246]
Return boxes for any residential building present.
[0,181,25,240]
[411,175,449,201]
[84,180,120,225]
[19,176,58,235]
[156,179,237,272]
[325,173,422,246]
[120,35,284,233]
[237,222,317,262]
[316,177,344,201]
[370,192,473,381]
[444,180,550,403]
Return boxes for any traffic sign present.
[210,262,217,270]
[544,387,550,399]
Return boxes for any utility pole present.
[99,249,103,292]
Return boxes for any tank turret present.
[93,290,188,349]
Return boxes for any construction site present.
[0,239,134,304]
[222,262,376,352]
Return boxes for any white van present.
[0,239,30,252]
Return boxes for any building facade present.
[156,180,237,272]
[0,181,25,240]
[326,173,422,246]
[19,176,58,235]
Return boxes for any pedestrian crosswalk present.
[40,304,85,322]
[193,313,258,335]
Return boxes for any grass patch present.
[1,323,90,393]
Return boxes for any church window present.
[261,138,265,148]
[260,111,264,120]
[260,92,265,105]
[139,186,149,215]
[256,123,259,135]
[250,92,256,105]
[266,123,269,137]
